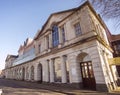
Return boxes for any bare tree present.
[91,0,120,18]
[80,0,120,29]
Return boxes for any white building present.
[3,1,118,92]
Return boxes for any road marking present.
[0,89,2,95]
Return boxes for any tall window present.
[61,26,66,43]
[74,23,82,36]
[52,25,59,47]
[39,44,41,53]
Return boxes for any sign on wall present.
[108,57,120,65]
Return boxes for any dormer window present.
[52,25,59,47]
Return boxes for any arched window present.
[52,25,59,47]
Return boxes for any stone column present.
[64,24,68,41]
[28,67,31,81]
[25,67,27,80]
[18,70,20,80]
[45,37,47,50]
[46,60,50,82]
[58,28,62,44]
[61,56,67,83]
[49,59,54,82]
[49,32,52,48]
[45,36,49,50]
[34,65,38,81]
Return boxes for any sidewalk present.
[1,79,120,95]
[13,80,120,95]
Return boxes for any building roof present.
[34,8,76,40]
[18,38,33,53]
[34,1,92,40]
[34,1,111,40]
[111,34,120,42]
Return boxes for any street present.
[0,79,119,95]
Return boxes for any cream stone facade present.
[3,1,118,92]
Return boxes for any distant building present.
[111,34,120,57]
[110,34,120,85]
[3,1,120,92]
[5,55,18,69]
[13,38,35,66]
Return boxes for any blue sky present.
[0,0,119,70]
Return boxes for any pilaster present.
[61,56,67,83]
[49,32,52,48]
[49,59,54,82]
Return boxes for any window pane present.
[82,66,85,78]
[39,45,41,53]
[52,25,59,47]
[85,65,88,78]
[61,27,65,42]
[74,23,82,36]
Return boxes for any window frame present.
[60,26,66,43]
[52,25,59,47]
[74,22,82,36]
[38,44,41,53]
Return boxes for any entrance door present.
[80,61,96,90]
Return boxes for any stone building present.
[5,55,18,69]
[3,1,119,92]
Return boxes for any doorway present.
[80,61,96,90]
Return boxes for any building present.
[5,55,18,69]
[3,1,119,92]
[4,54,18,78]
[110,34,120,85]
